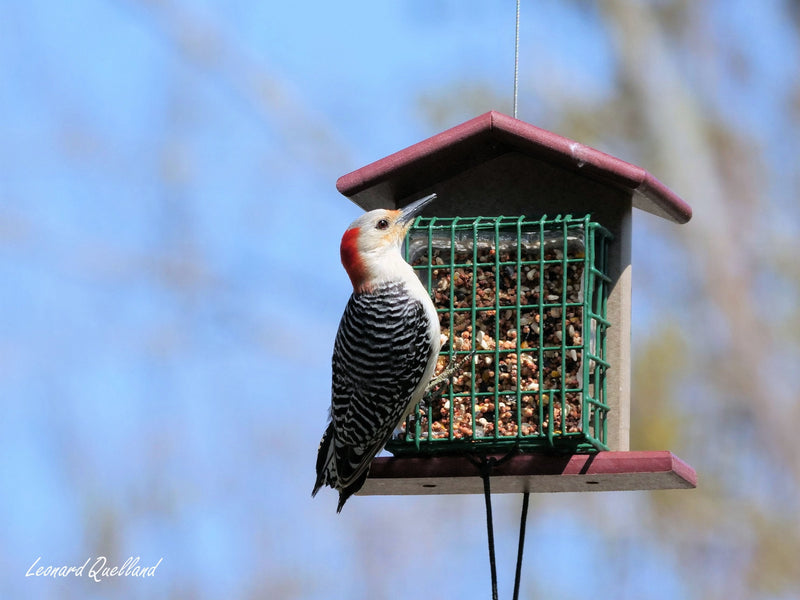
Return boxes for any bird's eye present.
[376,219,389,230]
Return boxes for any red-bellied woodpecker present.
[313,193,441,512]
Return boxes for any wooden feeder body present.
[337,112,695,493]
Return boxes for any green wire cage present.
[389,215,613,456]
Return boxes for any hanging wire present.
[472,451,525,600]
[512,492,531,600]
[513,0,521,118]
[511,3,528,596]
[481,465,499,600]
[477,10,527,598]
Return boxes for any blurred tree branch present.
[601,1,800,596]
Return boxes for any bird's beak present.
[397,193,437,227]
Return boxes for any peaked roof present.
[337,111,691,224]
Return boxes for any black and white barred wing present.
[315,283,434,508]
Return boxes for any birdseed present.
[398,233,588,443]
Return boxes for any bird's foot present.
[424,351,476,396]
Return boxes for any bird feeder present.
[336,111,696,495]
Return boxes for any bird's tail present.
[312,422,377,513]
[336,470,369,513]
[312,422,336,498]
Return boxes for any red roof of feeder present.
[337,111,692,224]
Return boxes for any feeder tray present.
[359,451,697,495]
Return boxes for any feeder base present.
[357,451,696,496]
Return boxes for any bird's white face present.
[339,194,437,293]
[348,209,409,255]
[340,209,410,292]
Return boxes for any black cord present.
[512,492,530,600]
[480,457,499,600]
[471,451,529,600]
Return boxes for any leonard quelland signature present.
[26,556,162,582]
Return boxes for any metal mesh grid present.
[388,215,613,455]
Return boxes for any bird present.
[313,193,441,512]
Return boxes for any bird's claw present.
[424,351,476,396]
